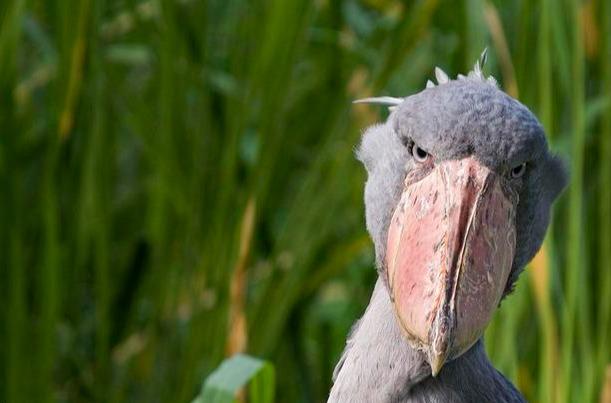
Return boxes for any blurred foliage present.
[0,0,610,402]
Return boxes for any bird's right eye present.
[510,162,527,179]
[412,144,429,163]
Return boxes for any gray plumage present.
[330,280,523,402]
[329,60,567,402]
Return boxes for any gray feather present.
[353,97,404,106]
[329,280,525,402]
[434,67,449,84]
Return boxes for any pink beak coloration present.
[386,157,517,376]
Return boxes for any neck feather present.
[328,279,524,403]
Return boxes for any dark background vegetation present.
[1,0,610,402]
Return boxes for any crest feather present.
[425,49,495,89]
[352,96,403,106]
[434,67,449,84]
[352,48,498,113]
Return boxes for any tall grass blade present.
[598,0,611,395]
[561,0,586,401]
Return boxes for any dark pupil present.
[415,146,427,159]
[512,165,524,176]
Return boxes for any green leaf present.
[193,354,275,403]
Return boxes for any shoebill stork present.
[329,52,567,403]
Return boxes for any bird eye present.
[412,144,429,162]
[510,163,527,178]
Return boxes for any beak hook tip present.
[428,350,447,377]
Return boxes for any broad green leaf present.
[193,354,275,403]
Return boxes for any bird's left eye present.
[412,144,429,162]
[510,163,527,178]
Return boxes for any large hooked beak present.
[386,156,517,376]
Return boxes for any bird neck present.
[328,278,524,402]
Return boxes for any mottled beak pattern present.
[386,157,517,376]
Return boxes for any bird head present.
[356,53,567,377]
